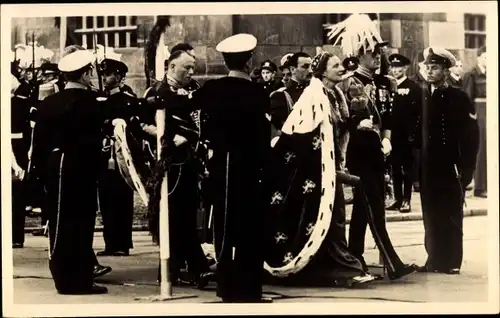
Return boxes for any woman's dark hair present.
[312,52,333,79]
[222,51,253,71]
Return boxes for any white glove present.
[271,136,280,148]
[173,135,188,147]
[12,166,25,181]
[381,138,392,156]
[357,118,373,131]
[141,123,158,137]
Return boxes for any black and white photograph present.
[1,2,498,316]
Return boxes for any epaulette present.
[143,87,153,98]
[191,79,201,90]
[270,86,287,97]
[123,91,136,98]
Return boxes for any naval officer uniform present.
[193,33,273,303]
[96,57,136,257]
[386,54,422,213]
[412,47,479,274]
[31,50,109,294]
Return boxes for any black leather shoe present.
[230,297,274,303]
[442,268,460,275]
[96,250,114,256]
[113,250,130,256]
[32,229,47,236]
[93,265,112,278]
[250,297,273,303]
[399,200,411,213]
[388,264,418,280]
[195,271,215,289]
[13,243,24,248]
[386,201,402,211]
[96,250,129,256]
[413,183,420,192]
[58,284,108,295]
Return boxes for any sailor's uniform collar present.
[228,70,251,81]
[65,81,88,90]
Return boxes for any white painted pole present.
[135,24,195,302]
[154,31,173,298]
[59,16,67,59]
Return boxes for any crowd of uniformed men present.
[11,27,484,302]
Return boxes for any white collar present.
[396,76,407,86]
[228,70,251,81]
[65,81,88,90]
[431,81,449,94]
[108,86,121,96]
[450,73,460,82]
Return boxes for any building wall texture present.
[11,13,485,96]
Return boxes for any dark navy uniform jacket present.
[410,83,479,185]
[391,77,422,150]
[269,79,306,130]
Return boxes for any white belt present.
[14,95,28,99]
[474,97,487,103]
[11,133,23,139]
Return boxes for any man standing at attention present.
[96,56,136,257]
[448,59,464,89]
[192,33,273,303]
[411,47,479,274]
[462,45,487,198]
[385,53,422,213]
[269,52,312,140]
[149,49,214,288]
[278,53,293,87]
[259,60,283,95]
[31,49,109,294]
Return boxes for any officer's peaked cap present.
[216,33,257,53]
[58,50,95,73]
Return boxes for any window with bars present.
[72,16,138,49]
[464,14,486,49]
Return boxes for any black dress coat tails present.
[194,75,272,302]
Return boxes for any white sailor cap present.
[280,53,294,67]
[58,50,95,73]
[423,46,456,69]
[216,33,257,53]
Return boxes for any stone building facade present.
[11,12,487,96]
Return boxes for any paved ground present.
[10,215,493,309]
[23,190,488,231]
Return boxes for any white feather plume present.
[14,42,54,68]
[324,13,383,56]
